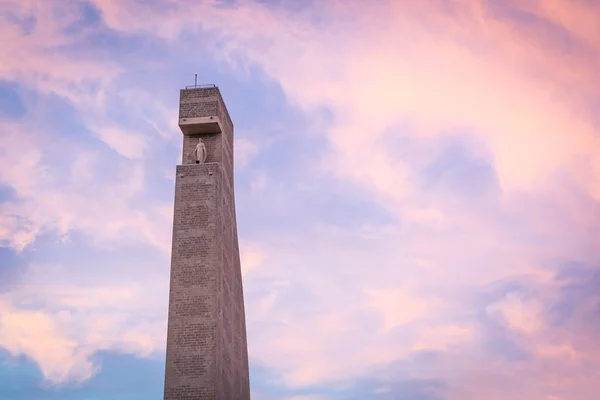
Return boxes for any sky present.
[1,0,600,399]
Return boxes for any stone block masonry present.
[163,86,250,400]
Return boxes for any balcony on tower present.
[178,84,225,135]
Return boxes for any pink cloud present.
[85,0,600,201]
[1,0,600,398]
[0,260,169,385]
[0,120,172,252]
[0,300,98,384]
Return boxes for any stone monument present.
[163,84,251,399]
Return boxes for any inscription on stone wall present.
[178,182,214,203]
[165,387,214,400]
[174,353,208,378]
[170,294,212,317]
[176,205,211,230]
[173,323,213,348]
[173,236,209,258]
[171,264,211,287]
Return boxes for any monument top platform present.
[184,83,217,89]
[178,84,233,135]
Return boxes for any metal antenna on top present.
[194,73,198,88]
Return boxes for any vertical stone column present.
[163,86,250,400]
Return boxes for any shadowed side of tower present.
[163,85,250,400]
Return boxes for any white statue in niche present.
[193,137,207,164]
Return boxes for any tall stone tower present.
[163,84,250,400]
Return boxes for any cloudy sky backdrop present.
[1,0,600,399]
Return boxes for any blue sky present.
[1,0,600,399]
